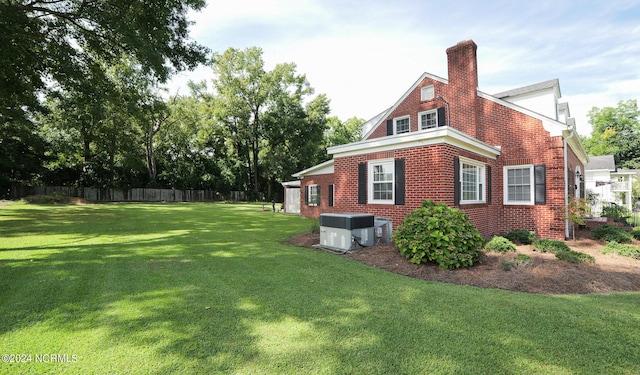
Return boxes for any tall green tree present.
[158,82,229,191]
[212,47,321,196]
[582,100,640,168]
[1,0,208,124]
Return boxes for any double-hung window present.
[504,165,534,205]
[459,157,485,204]
[419,109,438,130]
[394,116,410,134]
[306,184,320,206]
[368,159,394,204]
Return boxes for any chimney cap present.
[446,40,477,54]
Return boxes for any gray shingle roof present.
[585,155,616,171]
[494,78,560,99]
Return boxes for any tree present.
[582,100,640,168]
[325,116,364,147]
[1,0,208,125]
[158,82,229,191]
[262,94,331,199]
[211,47,322,196]
[0,118,47,197]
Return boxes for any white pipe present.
[563,127,575,239]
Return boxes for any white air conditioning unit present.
[374,218,392,243]
[319,213,375,251]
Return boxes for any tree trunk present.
[146,131,157,183]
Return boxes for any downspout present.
[563,126,575,239]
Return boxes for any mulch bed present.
[289,231,640,294]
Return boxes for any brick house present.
[292,40,588,239]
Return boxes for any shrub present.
[631,227,640,241]
[591,225,632,243]
[602,241,640,259]
[601,204,631,224]
[501,253,533,271]
[485,236,517,253]
[533,239,595,264]
[309,220,320,234]
[555,249,595,264]
[393,200,484,269]
[532,239,571,254]
[504,230,535,245]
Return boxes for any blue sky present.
[168,0,640,136]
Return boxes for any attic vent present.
[421,85,434,101]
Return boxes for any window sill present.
[503,202,535,206]
[459,202,489,208]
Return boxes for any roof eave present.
[328,126,501,160]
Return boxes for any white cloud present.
[170,0,640,135]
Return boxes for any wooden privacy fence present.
[18,186,239,202]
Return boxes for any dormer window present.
[421,85,435,101]
[394,116,410,134]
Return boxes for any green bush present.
[393,200,484,269]
[309,220,320,234]
[601,205,631,224]
[602,241,640,259]
[631,227,640,241]
[555,249,595,264]
[533,239,594,264]
[532,239,571,254]
[485,236,517,253]
[504,230,535,245]
[591,225,632,243]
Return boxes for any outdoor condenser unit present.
[319,213,375,251]
[374,218,392,243]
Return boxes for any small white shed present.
[281,180,301,214]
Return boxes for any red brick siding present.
[299,174,335,219]
[306,41,584,240]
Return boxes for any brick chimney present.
[446,40,478,138]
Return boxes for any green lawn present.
[1,202,639,374]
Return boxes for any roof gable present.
[361,72,448,140]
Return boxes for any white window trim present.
[394,115,410,135]
[421,85,435,101]
[368,158,395,204]
[418,109,438,131]
[307,184,319,206]
[503,165,535,205]
[459,156,486,204]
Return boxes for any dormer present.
[494,79,561,120]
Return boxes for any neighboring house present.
[293,40,588,239]
[584,155,636,215]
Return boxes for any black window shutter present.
[437,107,446,127]
[486,166,492,204]
[328,184,334,206]
[304,185,309,206]
[394,159,405,205]
[386,119,393,136]
[358,163,367,204]
[568,168,575,196]
[317,185,321,206]
[453,157,460,205]
[534,165,546,205]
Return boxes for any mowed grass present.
[1,202,639,375]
